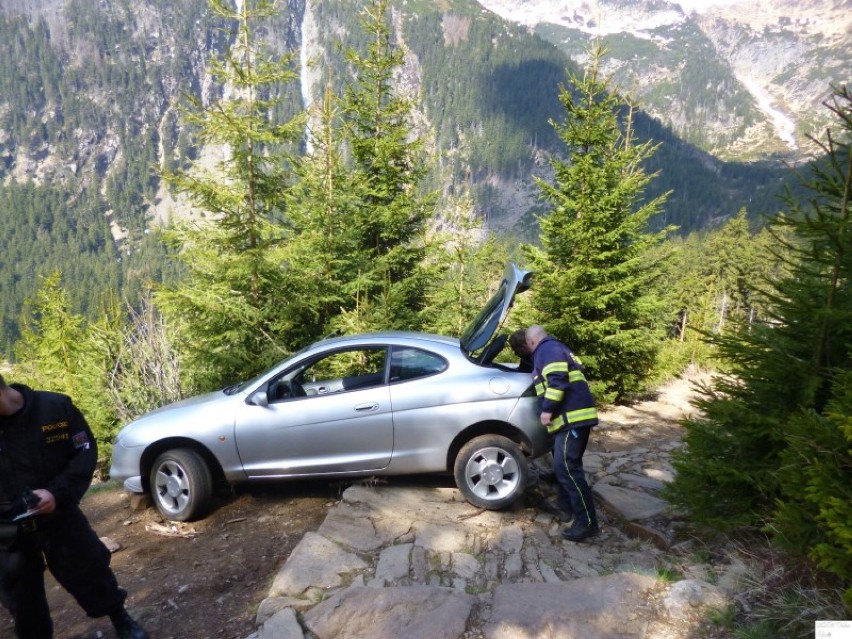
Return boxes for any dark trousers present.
[0,505,126,639]
[552,426,597,528]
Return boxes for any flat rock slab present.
[483,574,659,639]
[593,484,669,521]
[317,502,386,551]
[270,532,367,596]
[259,607,304,639]
[303,585,475,639]
[414,521,472,553]
[343,485,480,523]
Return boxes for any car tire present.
[454,435,528,510]
[149,448,213,522]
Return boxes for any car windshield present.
[224,342,316,394]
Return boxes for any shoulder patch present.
[72,431,91,450]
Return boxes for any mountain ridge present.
[477,0,851,161]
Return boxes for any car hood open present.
[460,262,532,357]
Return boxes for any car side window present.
[389,346,448,382]
[300,347,388,395]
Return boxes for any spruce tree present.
[334,0,435,333]
[419,190,509,337]
[14,272,84,395]
[13,272,123,467]
[653,210,784,372]
[523,43,673,403]
[156,0,304,390]
[283,81,362,343]
[666,87,852,599]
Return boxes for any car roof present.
[307,331,460,350]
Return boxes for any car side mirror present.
[249,390,269,407]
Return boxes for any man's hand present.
[31,489,56,515]
[540,412,553,428]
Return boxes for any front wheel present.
[149,448,213,522]
[454,435,528,510]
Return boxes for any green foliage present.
[667,86,852,598]
[330,0,435,333]
[0,0,809,355]
[737,570,849,638]
[651,209,787,376]
[707,603,738,628]
[156,0,305,390]
[531,19,796,232]
[419,191,510,337]
[12,273,123,469]
[774,374,852,607]
[0,182,121,358]
[404,6,566,180]
[522,43,674,403]
[0,0,210,355]
[770,85,852,595]
[14,272,86,394]
[281,82,362,345]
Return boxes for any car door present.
[233,346,394,477]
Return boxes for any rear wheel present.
[149,448,213,522]
[454,435,528,510]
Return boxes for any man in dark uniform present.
[0,374,148,639]
[522,325,600,542]
[508,329,534,373]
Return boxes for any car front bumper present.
[123,476,145,493]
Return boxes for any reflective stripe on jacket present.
[531,337,598,433]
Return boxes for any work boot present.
[109,607,150,639]
[561,520,600,542]
[537,498,573,523]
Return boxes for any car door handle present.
[354,402,379,412]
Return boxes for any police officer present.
[522,325,600,541]
[0,374,149,639]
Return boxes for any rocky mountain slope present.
[0,0,814,235]
[478,0,852,161]
[0,0,826,353]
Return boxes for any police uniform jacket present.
[531,337,598,434]
[0,384,96,520]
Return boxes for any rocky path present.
[244,376,740,639]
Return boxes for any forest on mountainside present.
[0,0,805,357]
[536,19,759,153]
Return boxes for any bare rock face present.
[478,0,851,160]
[302,586,475,639]
[484,574,661,639]
[663,579,730,621]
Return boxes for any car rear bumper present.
[512,396,550,458]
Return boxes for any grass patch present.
[722,541,848,639]
[655,565,684,583]
[86,479,122,495]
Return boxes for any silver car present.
[109,264,548,521]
